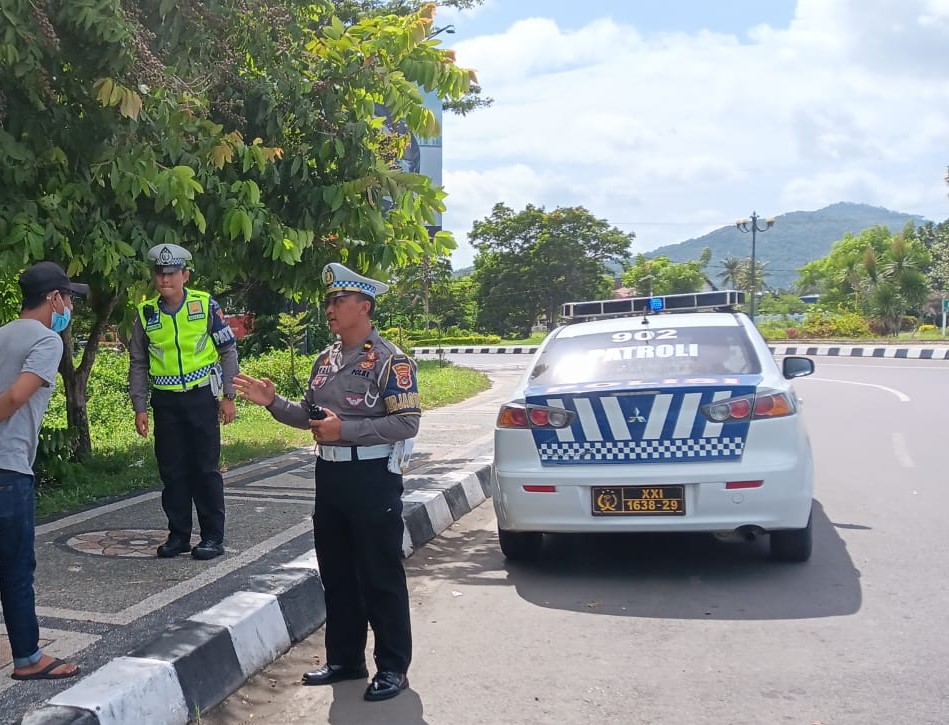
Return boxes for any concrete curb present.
[768,344,949,359]
[414,346,538,355]
[414,345,949,359]
[20,461,494,725]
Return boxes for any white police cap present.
[322,262,389,300]
[147,243,192,272]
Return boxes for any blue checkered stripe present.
[527,385,754,466]
[538,437,744,463]
[329,280,376,295]
[152,364,215,388]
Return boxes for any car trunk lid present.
[524,375,760,465]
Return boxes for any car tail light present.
[726,480,763,489]
[702,390,796,422]
[498,403,574,429]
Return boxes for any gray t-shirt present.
[0,318,64,475]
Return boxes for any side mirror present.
[782,356,814,379]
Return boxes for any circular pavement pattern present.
[66,529,198,558]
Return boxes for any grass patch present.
[416,359,491,409]
[35,359,490,521]
[496,331,548,345]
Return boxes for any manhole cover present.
[66,530,198,558]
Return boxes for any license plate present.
[591,485,686,516]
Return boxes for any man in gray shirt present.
[0,261,86,681]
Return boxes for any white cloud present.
[440,1,949,270]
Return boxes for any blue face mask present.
[50,297,71,333]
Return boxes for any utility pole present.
[421,257,433,331]
[736,211,775,322]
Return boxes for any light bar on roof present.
[562,290,745,320]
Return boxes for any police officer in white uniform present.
[129,244,239,560]
[233,262,420,702]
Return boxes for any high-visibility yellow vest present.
[137,289,218,390]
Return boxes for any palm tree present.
[718,257,744,289]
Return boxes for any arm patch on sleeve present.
[382,354,420,414]
[208,298,236,347]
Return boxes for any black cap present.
[19,262,90,299]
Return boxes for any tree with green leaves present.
[0,0,473,457]
[332,0,492,116]
[908,220,949,294]
[470,204,633,335]
[797,225,931,333]
[623,255,707,297]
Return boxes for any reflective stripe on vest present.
[138,289,218,391]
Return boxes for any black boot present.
[157,536,191,558]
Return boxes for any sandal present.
[11,657,81,681]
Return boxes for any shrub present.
[802,310,872,338]
[919,324,937,333]
[868,318,888,336]
[755,321,788,340]
[239,348,312,398]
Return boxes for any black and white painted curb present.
[415,345,949,359]
[414,346,538,355]
[768,344,949,359]
[401,457,492,557]
[20,459,493,725]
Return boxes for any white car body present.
[491,303,815,561]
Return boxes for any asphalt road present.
[195,356,949,724]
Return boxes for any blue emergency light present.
[648,297,665,312]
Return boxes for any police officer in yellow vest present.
[233,262,419,702]
[129,244,239,560]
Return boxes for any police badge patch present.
[187,299,205,321]
[392,362,413,390]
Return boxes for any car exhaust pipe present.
[735,525,766,541]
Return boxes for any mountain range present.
[642,202,929,290]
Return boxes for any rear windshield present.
[529,323,762,385]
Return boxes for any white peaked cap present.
[147,243,192,270]
[322,262,389,299]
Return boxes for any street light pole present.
[428,24,455,39]
[736,211,775,322]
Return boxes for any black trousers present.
[151,386,225,543]
[313,457,411,674]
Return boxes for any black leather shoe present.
[364,671,409,701]
[157,537,191,558]
[302,664,369,686]
[191,540,225,560]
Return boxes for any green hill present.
[642,202,928,290]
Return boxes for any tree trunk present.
[59,292,121,461]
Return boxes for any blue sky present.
[431,0,949,269]
[446,1,798,39]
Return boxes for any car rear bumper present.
[492,455,813,534]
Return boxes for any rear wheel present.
[498,529,543,561]
[769,512,813,562]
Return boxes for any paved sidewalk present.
[7,366,520,725]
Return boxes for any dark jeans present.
[152,386,225,542]
[0,469,41,667]
[313,457,411,674]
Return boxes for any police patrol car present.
[491,290,816,562]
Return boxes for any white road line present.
[800,377,910,402]
[892,433,915,469]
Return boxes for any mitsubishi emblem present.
[627,407,646,423]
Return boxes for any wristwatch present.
[223,392,237,400]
